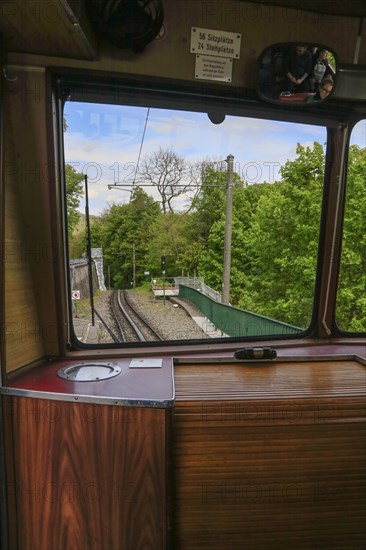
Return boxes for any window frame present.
[333,117,366,337]
[52,68,356,350]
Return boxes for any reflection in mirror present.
[258,43,337,105]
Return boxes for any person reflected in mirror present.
[309,49,330,92]
[283,44,312,93]
[306,76,334,102]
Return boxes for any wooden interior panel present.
[0,0,96,60]
[0,35,5,373]
[5,1,364,78]
[4,69,59,372]
[173,360,366,549]
[6,397,167,550]
[1,0,365,375]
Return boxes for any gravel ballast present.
[91,289,208,343]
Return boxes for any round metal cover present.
[57,362,121,382]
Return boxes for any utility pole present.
[222,154,234,305]
[132,242,136,288]
[84,174,95,325]
[161,255,166,305]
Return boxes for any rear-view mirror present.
[257,43,337,105]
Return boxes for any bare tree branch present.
[137,147,198,213]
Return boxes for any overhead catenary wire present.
[130,106,150,200]
[106,104,229,194]
[108,155,231,191]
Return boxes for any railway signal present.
[161,255,167,305]
[161,255,166,272]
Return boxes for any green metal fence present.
[179,285,302,337]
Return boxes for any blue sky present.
[350,119,366,146]
[64,101,364,215]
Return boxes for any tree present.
[237,142,325,327]
[336,144,366,331]
[65,164,84,239]
[188,164,260,295]
[190,165,227,241]
[89,187,160,288]
[137,147,197,213]
[145,212,190,276]
[63,118,84,240]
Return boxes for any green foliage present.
[68,141,365,334]
[145,211,190,277]
[88,187,160,288]
[336,145,366,331]
[190,166,227,241]
[65,164,84,239]
[64,120,84,242]
[68,216,86,259]
[236,143,325,326]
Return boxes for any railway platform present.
[170,297,226,338]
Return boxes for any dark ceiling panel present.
[0,0,97,60]
[242,0,366,17]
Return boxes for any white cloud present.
[64,106,326,215]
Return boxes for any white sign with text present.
[195,55,233,82]
[190,27,241,59]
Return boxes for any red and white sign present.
[72,290,80,300]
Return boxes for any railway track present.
[110,289,163,343]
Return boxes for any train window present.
[63,100,327,346]
[335,119,366,334]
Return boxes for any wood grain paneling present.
[173,360,366,549]
[6,397,167,550]
[4,70,60,372]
